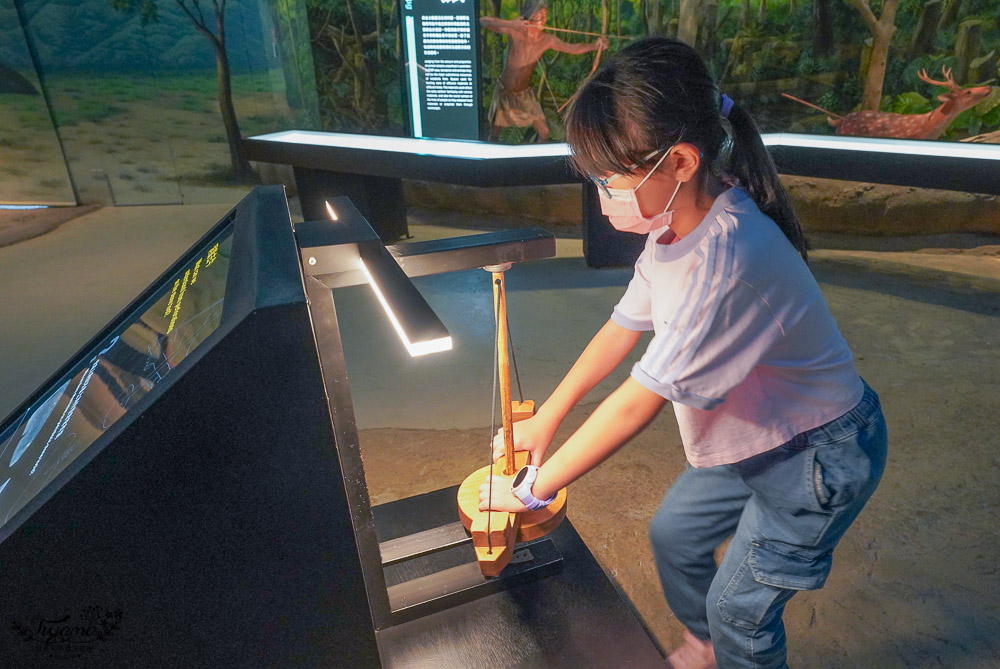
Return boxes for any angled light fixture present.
[357,252,452,357]
[295,199,452,358]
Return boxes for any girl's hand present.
[478,475,528,513]
[492,414,557,466]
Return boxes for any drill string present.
[486,277,503,554]
[505,311,524,404]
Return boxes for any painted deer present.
[782,67,992,140]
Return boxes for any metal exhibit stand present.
[298,199,565,626]
[296,197,665,665]
[0,187,664,668]
[244,131,1000,269]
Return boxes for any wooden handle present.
[492,271,516,476]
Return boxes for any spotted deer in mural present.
[782,67,993,140]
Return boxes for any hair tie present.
[720,94,735,119]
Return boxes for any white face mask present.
[592,146,683,234]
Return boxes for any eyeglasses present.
[586,148,668,199]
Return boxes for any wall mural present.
[306,0,1000,144]
[2,0,998,206]
[0,0,318,206]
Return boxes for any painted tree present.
[309,0,398,132]
[937,0,963,31]
[0,61,39,95]
[677,0,703,45]
[109,0,252,177]
[813,0,834,57]
[845,0,899,111]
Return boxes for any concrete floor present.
[1,199,999,667]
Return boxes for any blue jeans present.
[650,381,887,668]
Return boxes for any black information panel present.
[0,224,234,539]
[400,0,481,140]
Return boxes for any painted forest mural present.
[1,0,317,205]
[3,0,999,205]
[306,0,1000,143]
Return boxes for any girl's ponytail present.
[726,102,809,261]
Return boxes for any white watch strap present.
[511,465,555,510]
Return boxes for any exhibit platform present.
[1,198,998,667]
[0,189,664,667]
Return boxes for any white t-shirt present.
[612,187,863,467]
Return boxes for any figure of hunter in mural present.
[480,0,607,142]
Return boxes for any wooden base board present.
[457,453,567,575]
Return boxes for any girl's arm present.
[538,318,642,426]
[480,377,667,511]
[493,319,643,464]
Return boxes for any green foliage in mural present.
[306,0,403,134]
[304,0,1000,141]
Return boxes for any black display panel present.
[400,0,481,140]
[0,224,234,539]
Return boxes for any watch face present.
[513,467,530,487]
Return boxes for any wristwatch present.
[510,465,556,510]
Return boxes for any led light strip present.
[358,258,453,357]
[761,133,1000,161]
[255,130,1000,162]
[253,130,572,160]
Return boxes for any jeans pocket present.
[717,552,785,630]
[812,428,883,511]
[749,540,832,591]
[716,545,834,632]
[813,456,832,509]
[715,540,831,631]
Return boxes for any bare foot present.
[666,629,716,669]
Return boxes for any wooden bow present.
[557,39,607,114]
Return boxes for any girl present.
[478,37,888,668]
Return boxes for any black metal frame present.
[0,187,669,667]
[384,538,563,626]
[298,207,558,630]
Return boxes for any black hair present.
[565,37,808,261]
[520,0,548,20]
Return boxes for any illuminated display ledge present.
[242,131,578,188]
[240,131,580,245]
[246,130,1000,194]
[763,133,1000,196]
[243,130,1000,264]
